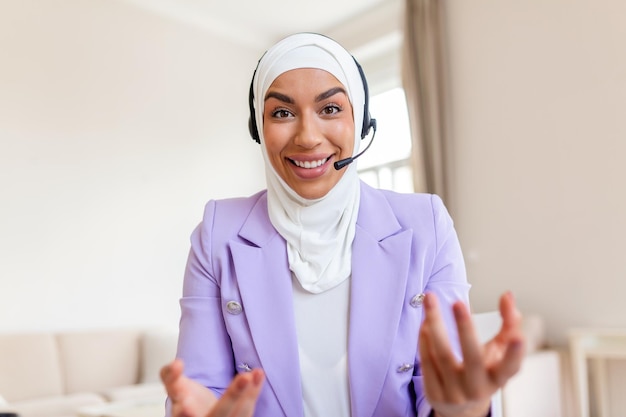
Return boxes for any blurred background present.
[1,0,625,415]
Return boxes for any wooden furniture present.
[569,328,626,417]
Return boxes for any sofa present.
[472,311,570,417]
[500,314,573,417]
[0,328,178,417]
[0,318,571,417]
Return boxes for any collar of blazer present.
[232,182,414,417]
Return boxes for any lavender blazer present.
[173,181,470,417]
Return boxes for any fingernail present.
[452,302,467,319]
[424,293,435,309]
[253,369,264,385]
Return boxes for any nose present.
[294,111,323,149]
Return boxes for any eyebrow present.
[264,91,294,104]
[315,87,347,102]
[264,87,348,104]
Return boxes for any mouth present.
[288,156,331,169]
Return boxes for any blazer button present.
[226,301,243,315]
[410,293,425,308]
[397,363,414,373]
[238,363,252,372]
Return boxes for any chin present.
[292,186,331,200]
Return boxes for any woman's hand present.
[418,292,525,417]
[161,359,265,417]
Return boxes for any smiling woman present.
[159,32,525,417]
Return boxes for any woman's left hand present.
[418,291,525,417]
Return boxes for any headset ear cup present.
[248,75,261,144]
[249,115,260,143]
[353,58,372,140]
[362,113,373,138]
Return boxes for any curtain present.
[402,0,454,210]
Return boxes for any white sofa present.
[473,311,569,417]
[500,315,570,417]
[0,318,569,417]
[0,328,177,417]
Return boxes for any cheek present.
[263,125,289,160]
[329,120,355,151]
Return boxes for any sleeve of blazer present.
[414,194,471,417]
[424,193,470,336]
[175,200,235,397]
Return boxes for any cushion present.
[502,350,563,417]
[472,312,546,354]
[77,400,165,417]
[0,333,64,402]
[101,383,165,403]
[521,314,546,354]
[7,392,105,417]
[56,330,141,393]
[139,329,178,384]
[472,311,502,344]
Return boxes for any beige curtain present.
[402,0,454,210]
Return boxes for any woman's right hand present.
[160,359,265,417]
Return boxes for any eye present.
[321,104,342,115]
[271,108,293,119]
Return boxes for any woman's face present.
[263,68,355,200]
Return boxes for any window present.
[357,87,413,193]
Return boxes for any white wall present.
[446,0,626,345]
[0,0,265,332]
[445,1,626,414]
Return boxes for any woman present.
[161,33,524,417]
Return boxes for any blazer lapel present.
[348,184,413,417]
[231,194,303,417]
[227,186,413,417]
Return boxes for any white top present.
[292,276,351,417]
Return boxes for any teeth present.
[292,158,328,169]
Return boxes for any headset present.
[247,56,375,145]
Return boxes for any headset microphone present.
[334,118,377,170]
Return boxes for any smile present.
[290,157,329,169]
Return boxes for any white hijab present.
[251,33,365,293]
